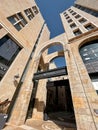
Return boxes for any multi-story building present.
[0,0,98,130]
[60,0,98,129]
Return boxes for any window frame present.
[32,6,39,14]
[7,12,27,31]
[24,8,34,20]
[84,23,96,31]
[73,29,82,36]
[79,18,87,24]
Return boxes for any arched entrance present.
[26,42,76,129]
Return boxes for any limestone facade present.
[0,0,98,130]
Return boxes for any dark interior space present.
[44,79,76,128]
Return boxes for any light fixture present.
[64,49,70,57]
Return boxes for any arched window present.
[79,40,98,93]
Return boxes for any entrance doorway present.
[44,79,76,128]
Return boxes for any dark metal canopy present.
[33,66,67,80]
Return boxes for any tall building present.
[0,0,98,130]
[60,0,98,129]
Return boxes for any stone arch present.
[78,35,98,49]
[50,56,65,63]
[49,56,66,69]
[45,51,64,64]
[34,40,66,60]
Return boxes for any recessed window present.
[75,14,81,19]
[0,25,2,29]
[63,12,68,17]
[24,8,34,20]
[85,23,95,31]
[64,14,68,17]
[70,10,74,13]
[72,12,77,15]
[64,13,68,17]
[75,4,98,18]
[8,13,27,31]
[70,23,76,28]
[79,18,87,23]
[68,19,73,23]
[66,16,70,19]
[73,29,82,36]
[0,35,21,81]
[63,12,66,15]
[68,8,71,11]
[32,6,39,14]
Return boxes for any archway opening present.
[49,56,66,69]
[48,44,63,54]
[26,42,76,129]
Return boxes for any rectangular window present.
[79,18,87,24]
[63,12,67,15]
[68,8,71,11]
[8,13,27,31]
[84,23,95,31]
[75,14,81,19]
[32,6,39,14]
[73,29,82,36]
[64,13,68,17]
[67,19,73,23]
[72,12,77,15]
[0,35,21,81]
[74,4,98,18]
[24,8,34,20]
[70,10,74,13]
[70,23,76,28]
[0,25,2,29]
[66,16,70,19]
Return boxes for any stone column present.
[32,79,47,120]
[64,44,97,130]
[8,58,40,125]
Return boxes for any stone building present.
[0,0,98,130]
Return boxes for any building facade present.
[0,0,98,130]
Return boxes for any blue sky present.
[35,0,75,67]
[35,0,75,38]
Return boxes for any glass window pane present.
[80,40,98,74]
[14,23,22,31]
[8,16,16,24]
[0,35,21,81]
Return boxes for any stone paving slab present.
[26,119,77,130]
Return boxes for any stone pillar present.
[32,79,47,120]
[7,58,40,125]
[64,44,97,130]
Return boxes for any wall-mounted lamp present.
[13,74,19,87]
[14,74,19,80]
[64,49,70,57]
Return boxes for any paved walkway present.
[3,119,76,130]
[3,112,77,130]
[26,119,76,130]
